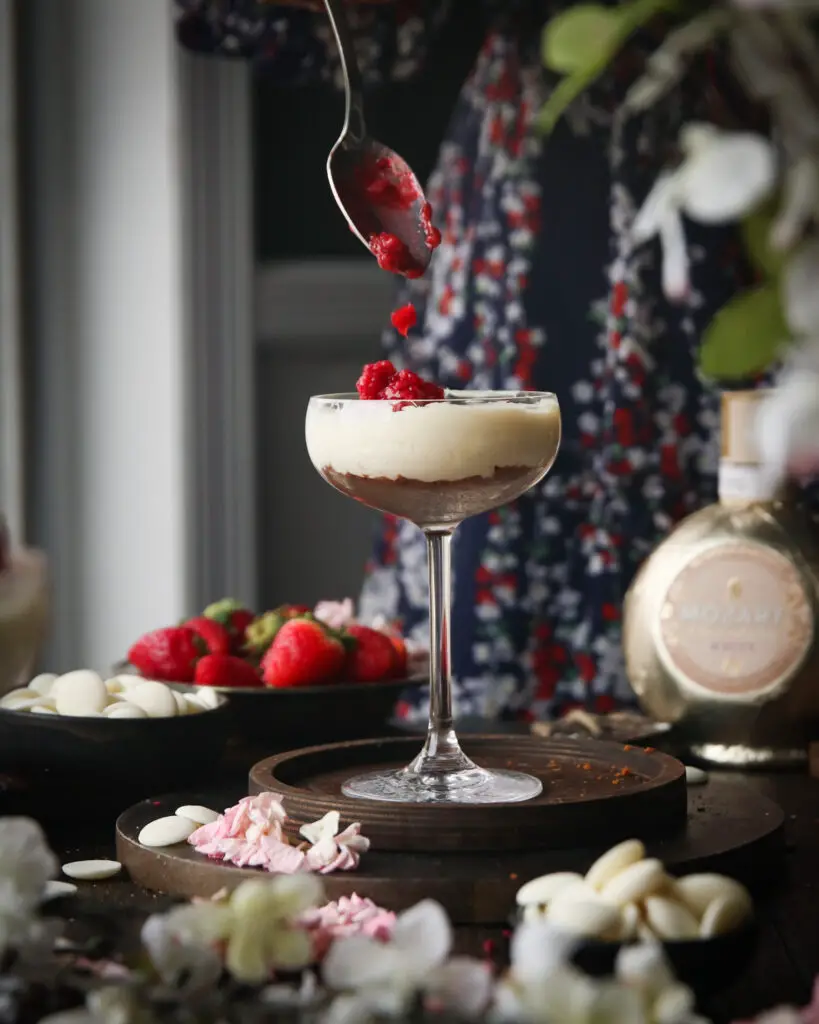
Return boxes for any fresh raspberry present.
[357,360,397,400]
[390,304,417,338]
[261,619,346,688]
[194,653,263,689]
[345,625,402,682]
[127,627,204,683]
[184,616,232,655]
[382,369,445,403]
[368,233,424,278]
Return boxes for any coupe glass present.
[305,390,561,804]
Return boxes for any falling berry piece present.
[390,304,418,338]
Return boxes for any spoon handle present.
[323,0,367,143]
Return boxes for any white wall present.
[24,0,191,672]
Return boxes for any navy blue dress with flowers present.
[175,0,757,723]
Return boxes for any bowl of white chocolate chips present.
[0,670,231,798]
[515,839,756,997]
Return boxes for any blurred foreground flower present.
[141,873,323,988]
[493,921,707,1024]
[322,898,492,1022]
[0,817,60,963]
[755,341,819,486]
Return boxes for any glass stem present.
[408,529,476,777]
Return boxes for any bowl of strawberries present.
[122,598,428,751]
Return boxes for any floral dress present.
[175,0,757,723]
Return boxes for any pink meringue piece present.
[188,793,303,874]
[187,794,371,877]
[299,894,396,959]
[304,821,370,875]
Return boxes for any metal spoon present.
[323,0,434,276]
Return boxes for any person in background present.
[175,0,757,724]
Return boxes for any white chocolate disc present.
[600,858,668,906]
[585,839,646,891]
[547,897,622,940]
[175,805,219,826]
[43,880,79,901]
[122,681,177,718]
[515,871,583,907]
[53,670,108,716]
[62,859,122,881]
[29,674,58,696]
[673,874,752,921]
[138,816,197,848]
[643,896,700,941]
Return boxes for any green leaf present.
[538,0,679,134]
[741,200,788,280]
[541,5,623,74]
[699,285,790,379]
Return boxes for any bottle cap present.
[721,390,767,464]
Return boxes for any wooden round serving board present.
[115,777,785,925]
[248,736,688,853]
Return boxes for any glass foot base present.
[341,766,543,805]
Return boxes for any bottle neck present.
[718,459,783,506]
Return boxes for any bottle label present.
[718,461,778,503]
[657,542,813,699]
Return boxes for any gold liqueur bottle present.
[623,390,819,767]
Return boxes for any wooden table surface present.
[9,760,819,1023]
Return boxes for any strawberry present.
[203,598,255,653]
[389,635,408,679]
[184,616,231,655]
[194,653,263,689]
[245,606,315,657]
[261,619,346,688]
[276,604,312,619]
[127,627,204,683]
[345,624,401,682]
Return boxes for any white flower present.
[0,817,59,962]
[493,923,706,1024]
[783,239,819,335]
[313,599,356,630]
[301,812,371,873]
[37,986,154,1024]
[322,899,491,1021]
[141,902,230,989]
[225,874,324,983]
[755,342,819,484]
[142,874,324,988]
[633,125,777,300]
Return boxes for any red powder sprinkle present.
[390,303,417,338]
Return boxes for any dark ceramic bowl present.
[189,674,428,750]
[571,922,757,999]
[0,685,232,803]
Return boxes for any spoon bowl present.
[323,0,434,276]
